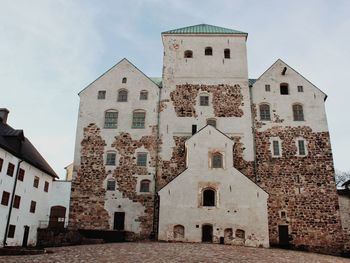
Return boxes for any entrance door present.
[202,224,213,243]
[278,225,289,247]
[49,206,66,228]
[114,212,125,230]
[22,226,29,247]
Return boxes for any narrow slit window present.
[298,140,306,156]
[224,49,230,59]
[273,141,280,156]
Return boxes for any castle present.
[69,24,347,253]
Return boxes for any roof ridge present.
[162,24,247,35]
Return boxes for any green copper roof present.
[150,77,162,87]
[162,24,247,35]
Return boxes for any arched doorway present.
[49,206,66,228]
[202,224,213,243]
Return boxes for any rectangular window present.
[265,84,271,92]
[97,90,106,99]
[44,181,49,192]
[18,168,25,181]
[30,200,36,213]
[33,176,39,188]
[7,163,15,177]
[107,180,116,191]
[106,153,116,165]
[140,91,148,100]
[1,191,10,206]
[8,225,15,238]
[200,96,209,106]
[137,153,147,166]
[273,141,280,156]
[298,140,306,156]
[13,195,21,209]
[132,111,146,129]
[192,124,197,135]
[0,158,3,172]
[297,86,303,92]
[104,111,118,128]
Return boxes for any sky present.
[1,0,349,178]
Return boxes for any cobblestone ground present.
[1,242,350,263]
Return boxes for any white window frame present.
[270,137,282,157]
[295,138,308,157]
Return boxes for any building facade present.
[70,24,346,253]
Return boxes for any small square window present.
[30,201,36,213]
[107,180,116,191]
[8,225,15,238]
[33,176,39,188]
[13,195,21,209]
[106,153,116,165]
[44,181,49,192]
[98,90,106,99]
[273,141,280,156]
[0,158,3,172]
[18,168,25,181]
[7,163,15,177]
[140,91,148,100]
[137,153,147,167]
[200,96,209,106]
[265,85,271,92]
[1,191,10,206]
[297,86,303,92]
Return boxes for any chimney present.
[0,108,9,124]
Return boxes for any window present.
[104,111,118,128]
[18,168,25,181]
[200,95,209,106]
[184,50,193,58]
[106,152,116,165]
[192,124,197,135]
[224,49,230,59]
[205,47,212,56]
[235,229,245,239]
[297,85,304,92]
[212,152,223,168]
[13,195,21,209]
[30,201,36,213]
[293,104,304,121]
[265,84,271,92]
[97,90,106,99]
[8,225,15,238]
[298,140,306,156]
[140,179,150,192]
[272,140,280,156]
[140,90,148,100]
[107,179,116,191]
[122,77,127,83]
[44,181,49,192]
[132,111,146,129]
[202,189,215,206]
[117,89,128,102]
[174,225,185,239]
[259,104,271,121]
[280,83,289,95]
[137,153,147,166]
[7,163,15,177]
[33,176,39,188]
[1,191,10,206]
[0,158,3,172]
[207,119,216,128]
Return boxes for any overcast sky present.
[1,0,349,178]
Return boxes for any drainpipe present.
[3,159,23,247]
[249,85,259,183]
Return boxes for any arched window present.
[104,110,118,128]
[293,104,304,121]
[140,179,150,192]
[280,83,289,95]
[205,47,213,56]
[173,225,185,239]
[207,119,216,128]
[184,50,193,58]
[122,77,127,83]
[107,179,116,191]
[140,90,148,100]
[212,152,223,168]
[117,89,128,102]
[202,189,216,206]
[259,104,271,121]
[224,49,230,59]
[132,110,146,128]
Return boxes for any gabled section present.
[162,24,247,36]
[78,58,160,95]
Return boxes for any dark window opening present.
[212,152,223,168]
[30,201,36,213]
[297,85,303,92]
[273,141,280,156]
[33,176,39,188]
[7,163,15,177]
[107,180,116,191]
[192,125,197,135]
[13,195,21,209]
[184,50,193,58]
[298,140,306,155]
[265,84,271,92]
[8,225,16,238]
[224,49,230,59]
[203,189,215,206]
[44,181,49,192]
[205,47,213,56]
[235,229,245,239]
[18,168,25,181]
[1,191,10,206]
[140,180,150,192]
[97,90,106,99]
[280,83,289,95]
[0,158,3,172]
[122,77,127,83]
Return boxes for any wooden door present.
[202,224,213,243]
[114,212,125,230]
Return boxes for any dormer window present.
[184,50,193,58]
[224,49,230,59]
[205,47,213,56]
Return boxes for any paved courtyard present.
[1,242,350,263]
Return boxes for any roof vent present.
[0,108,9,124]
